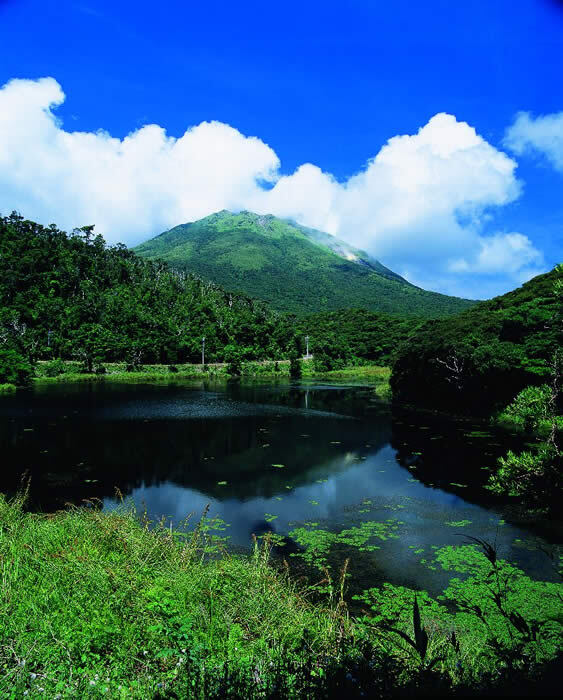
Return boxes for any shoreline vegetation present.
[1,492,560,698]
[28,359,392,398]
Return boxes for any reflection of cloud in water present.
[104,443,485,549]
[104,432,560,596]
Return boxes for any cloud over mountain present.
[0,77,546,297]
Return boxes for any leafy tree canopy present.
[390,265,562,414]
[0,213,297,374]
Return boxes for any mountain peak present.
[134,210,475,317]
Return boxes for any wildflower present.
[89,680,96,686]
[30,673,37,680]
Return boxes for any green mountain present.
[134,210,475,317]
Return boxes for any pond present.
[1,380,560,596]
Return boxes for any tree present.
[0,348,33,386]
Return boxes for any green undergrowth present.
[0,494,366,698]
[34,361,228,384]
[0,383,16,394]
[32,360,391,394]
[1,495,561,698]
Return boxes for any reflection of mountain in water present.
[0,381,390,510]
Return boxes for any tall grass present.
[0,494,385,698]
[1,491,559,697]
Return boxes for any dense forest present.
[391,265,562,415]
[297,308,423,367]
[0,213,298,384]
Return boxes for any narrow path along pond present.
[1,380,560,597]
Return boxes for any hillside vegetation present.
[0,213,297,383]
[391,265,562,414]
[135,210,475,317]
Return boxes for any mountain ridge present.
[134,210,476,317]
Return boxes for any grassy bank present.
[0,494,360,698]
[32,360,391,395]
[34,361,228,384]
[0,494,560,698]
[303,365,392,400]
[0,383,16,394]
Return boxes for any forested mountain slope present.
[0,213,297,370]
[135,210,476,317]
[391,266,562,414]
[297,309,423,365]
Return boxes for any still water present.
[1,380,560,595]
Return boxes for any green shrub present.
[487,443,562,507]
[0,348,33,387]
[42,358,67,377]
[497,384,553,432]
[289,354,302,379]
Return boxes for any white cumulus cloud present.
[0,77,280,242]
[504,111,563,172]
[0,77,547,298]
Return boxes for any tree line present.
[0,213,299,384]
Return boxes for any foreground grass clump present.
[2,494,560,698]
[0,495,396,699]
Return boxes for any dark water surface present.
[1,380,560,595]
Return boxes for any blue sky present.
[0,0,562,298]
